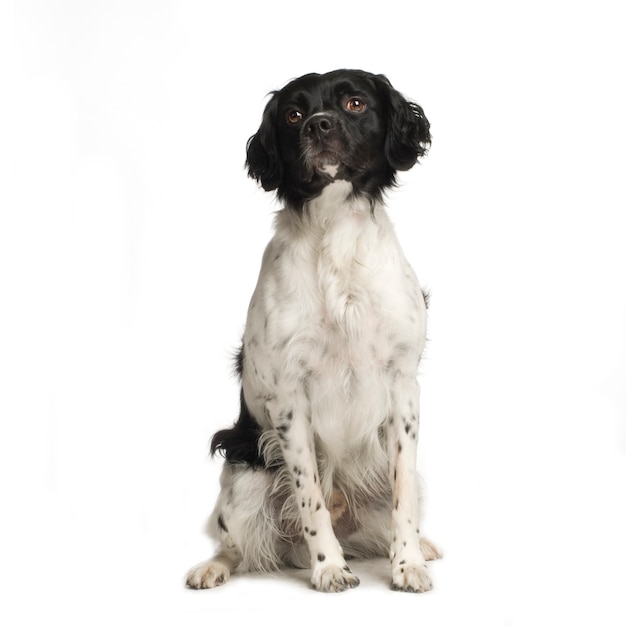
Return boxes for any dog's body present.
[186,70,440,593]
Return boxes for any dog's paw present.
[390,562,432,593]
[420,537,443,561]
[186,560,231,589]
[311,562,360,593]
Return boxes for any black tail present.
[210,344,280,469]
[210,389,267,468]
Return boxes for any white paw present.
[391,562,433,593]
[310,562,360,592]
[186,560,231,589]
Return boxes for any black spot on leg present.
[310,530,317,536]
[217,514,228,533]
[278,409,293,424]
[398,443,402,454]
[317,553,326,562]
[315,502,322,511]
[395,343,410,355]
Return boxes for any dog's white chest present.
[310,215,424,448]
[243,190,426,461]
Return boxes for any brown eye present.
[346,97,366,112]
[286,110,303,124]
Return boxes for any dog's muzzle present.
[301,112,347,171]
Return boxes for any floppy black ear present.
[375,75,431,171]
[246,92,283,191]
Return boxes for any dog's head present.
[246,69,431,209]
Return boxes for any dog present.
[186,69,440,593]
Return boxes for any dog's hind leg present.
[186,463,284,589]
[185,468,243,589]
[186,544,241,589]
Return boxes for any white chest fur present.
[242,182,426,476]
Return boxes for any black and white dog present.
[186,69,440,593]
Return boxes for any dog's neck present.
[300,180,377,231]
[274,180,393,286]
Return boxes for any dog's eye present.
[286,110,303,125]
[346,97,367,112]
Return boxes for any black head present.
[246,69,430,210]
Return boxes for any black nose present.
[303,114,334,138]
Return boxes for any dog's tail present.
[210,390,269,468]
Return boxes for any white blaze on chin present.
[320,163,339,178]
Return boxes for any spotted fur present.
[186,70,441,593]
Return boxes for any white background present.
[3,1,625,624]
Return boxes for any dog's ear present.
[375,75,431,171]
[246,92,283,192]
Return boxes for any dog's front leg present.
[267,396,360,592]
[387,378,433,593]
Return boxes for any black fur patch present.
[210,389,267,468]
[217,514,228,533]
[246,70,430,212]
[211,344,271,468]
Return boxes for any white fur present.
[187,180,440,592]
